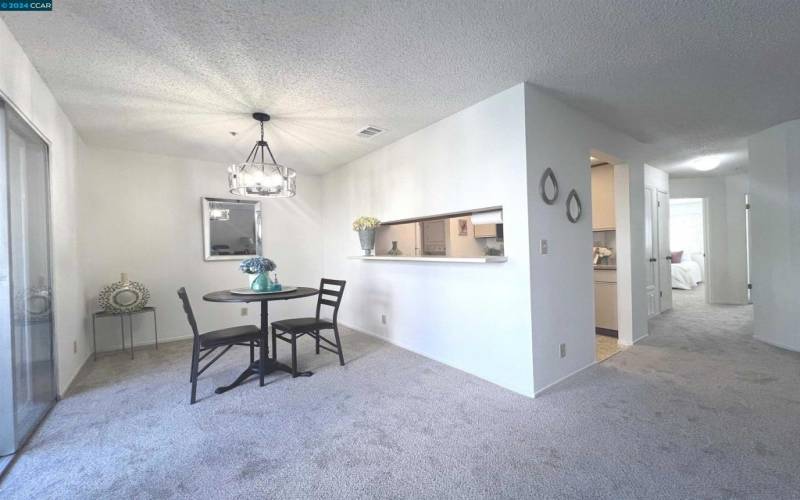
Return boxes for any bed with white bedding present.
[671,258,704,290]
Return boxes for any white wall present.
[645,164,670,192]
[0,19,89,395]
[523,83,654,393]
[747,120,800,351]
[670,174,749,305]
[321,83,657,397]
[79,147,324,352]
[322,85,535,396]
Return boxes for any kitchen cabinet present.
[594,270,618,331]
[473,223,503,239]
[591,163,615,230]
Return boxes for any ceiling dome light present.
[228,112,296,198]
[689,156,721,172]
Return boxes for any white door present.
[657,190,672,311]
[644,187,660,317]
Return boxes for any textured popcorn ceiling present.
[3,1,800,176]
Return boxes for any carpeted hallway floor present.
[2,291,799,499]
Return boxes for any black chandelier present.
[227,112,296,198]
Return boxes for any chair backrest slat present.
[316,278,346,324]
[177,287,200,339]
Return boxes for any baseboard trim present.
[754,335,800,353]
[595,327,618,338]
[94,333,194,354]
[619,332,649,347]
[63,334,194,397]
[533,360,597,397]
[60,351,92,398]
[338,322,536,398]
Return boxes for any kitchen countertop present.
[349,256,507,263]
[594,265,617,270]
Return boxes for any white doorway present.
[668,198,709,306]
[590,154,623,362]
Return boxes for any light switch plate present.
[540,239,549,255]
[559,343,566,358]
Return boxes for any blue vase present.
[250,272,272,292]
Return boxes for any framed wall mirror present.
[202,197,262,261]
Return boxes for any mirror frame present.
[566,189,582,223]
[202,197,262,261]
[539,167,559,205]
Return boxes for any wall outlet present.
[559,343,566,358]
[381,314,387,325]
[73,340,77,354]
[540,239,549,255]
[241,307,248,316]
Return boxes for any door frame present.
[701,197,712,304]
[657,190,672,312]
[668,196,712,305]
[744,193,752,303]
[644,186,660,318]
[589,152,638,349]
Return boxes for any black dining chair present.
[177,287,265,404]
[271,279,346,376]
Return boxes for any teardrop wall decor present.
[566,189,582,223]
[539,167,559,205]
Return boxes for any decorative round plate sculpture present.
[16,286,51,323]
[566,189,582,223]
[539,167,559,205]
[99,273,150,313]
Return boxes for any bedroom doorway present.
[668,198,709,306]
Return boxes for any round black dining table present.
[203,286,318,393]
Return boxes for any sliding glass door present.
[0,100,56,458]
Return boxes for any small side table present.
[92,306,158,360]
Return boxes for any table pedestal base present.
[214,359,313,394]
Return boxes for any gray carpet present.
[1,291,799,499]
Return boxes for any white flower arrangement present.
[594,246,613,258]
[352,216,381,231]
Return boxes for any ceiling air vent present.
[356,126,385,139]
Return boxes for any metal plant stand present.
[92,306,158,360]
